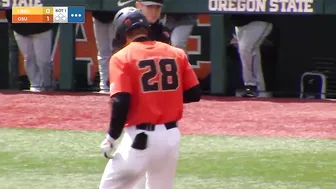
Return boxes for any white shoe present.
[99,84,109,93]
[30,87,43,92]
[99,90,109,94]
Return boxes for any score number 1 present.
[44,8,52,23]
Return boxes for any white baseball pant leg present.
[235,21,272,91]
[133,175,146,189]
[93,18,114,91]
[14,30,53,91]
[170,24,194,53]
[32,30,53,89]
[99,124,181,189]
[14,32,39,90]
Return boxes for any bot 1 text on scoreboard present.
[11,7,85,24]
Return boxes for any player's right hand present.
[100,134,115,159]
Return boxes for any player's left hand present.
[100,134,116,159]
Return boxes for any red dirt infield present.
[1,92,336,139]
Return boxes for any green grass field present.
[1,128,336,189]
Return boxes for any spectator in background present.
[6,10,55,92]
[92,11,116,93]
[134,0,170,44]
[93,0,170,94]
[230,15,273,97]
[164,14,197,54]
[112,0,171,54]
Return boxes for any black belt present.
[136,121,177,131]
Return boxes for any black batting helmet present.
[112,7,150,46]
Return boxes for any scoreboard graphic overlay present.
[12,7,85,23]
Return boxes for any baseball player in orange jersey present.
[99,7,201,189]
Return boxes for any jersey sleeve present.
[109,55,132,97]
[181,53,199,91]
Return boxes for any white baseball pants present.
[99,124,181,189]
[14,29,53,90]
[170,24,194,53]
[235,21,272,91]
[93,18,114,91]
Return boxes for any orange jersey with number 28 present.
[109,40,199,127]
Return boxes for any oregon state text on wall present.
[208,0,314,13]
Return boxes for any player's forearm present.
[108,92,131,140]
[183,84,202,103]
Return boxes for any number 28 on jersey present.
[138,58,179,92]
